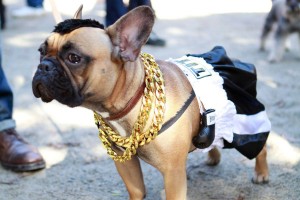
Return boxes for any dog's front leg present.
[260,10,276,51]
[268,35,287,62]
[114,156,146,200]
[268,24,289,62]
[161,162,187,200]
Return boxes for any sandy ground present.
[1,0,300,199]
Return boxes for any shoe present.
[146,32,166,47]
[12,6,45,18]
[0,129,45,172]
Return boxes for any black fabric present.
[223,132,269,159]
[187,46,264,115]
[187,46,270,159]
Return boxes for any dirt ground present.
[1,0,300,199]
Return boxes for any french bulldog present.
[260,0,300,62]
[32,6,270,200]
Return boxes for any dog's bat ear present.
[106,6,155,62]
[73,4,83,19]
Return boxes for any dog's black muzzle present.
[32,58,83,107]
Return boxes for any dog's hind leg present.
[206,147,221,166]
[252,145,269,184]
[114,156,146,200]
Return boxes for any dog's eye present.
[38,47,46,62]
[68,53,81,64]
[38,47,45,56]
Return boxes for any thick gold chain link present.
[94,53,166,162]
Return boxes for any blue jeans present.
[0,50,16,132]
[105,0,152,26]
[27,0,43,8]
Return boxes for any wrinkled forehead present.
[41,18,108,55]
[44,26,110,57]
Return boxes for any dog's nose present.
[38,60,55,73]
[38,63,49,72]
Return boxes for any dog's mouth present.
[32,77,84,108]
[33,83,54,103]
[32,58,85,107]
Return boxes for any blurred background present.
[0,0,299,199]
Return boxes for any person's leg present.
[12,0,45,18]
[0,0,6,30]
[128,0,152,10]
[105,0,127,26]
[128,0,166,46]
[0,55,13,125]
[0,49,45,172]
[26,0,43,8]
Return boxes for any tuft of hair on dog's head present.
[53,19,105,35]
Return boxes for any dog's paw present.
[259,46,266,52]
[268,52,283,63]
[206,148,220,166]
[268,56,280,63]
[206,157,220,166]
[252,173,269,184]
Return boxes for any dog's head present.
[286,0,300,15]
[32,5,154,108]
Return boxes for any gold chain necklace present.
[94,53,166,162]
